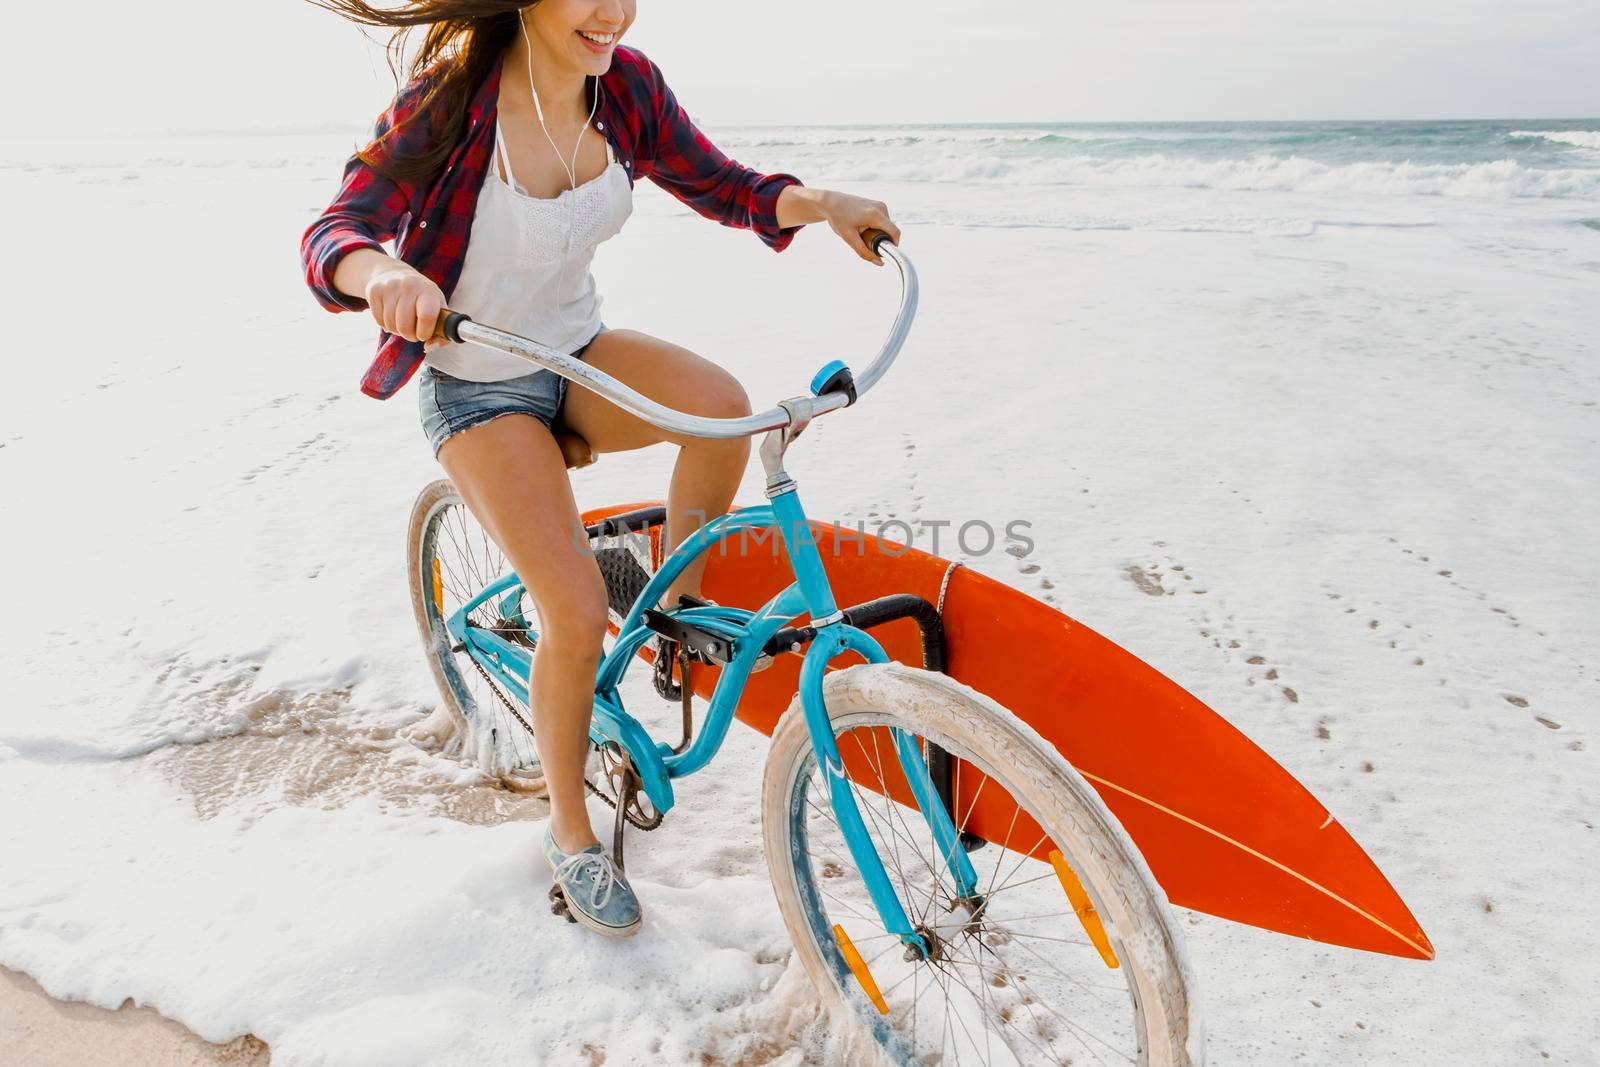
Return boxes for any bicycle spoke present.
[816,885,881,927]
[987,929,1093,949]
[941,948,1044,1067]
[984,953,1071,1067]
[804,771,924,906]
[839,732,949,918]
[857,729,926,911]
[989,830,1051,910]
[952,940,1070,1067]
[857,729,964,924]
[977,909,1075,925]
[957,767,990,839]
[809,745,933,925]
[983,804,1024,901]
[915,953,928,1062]
[931,956,988,1065]
[837,749,925,893]
[983,869,1057,897]
[998,926,1129,1003]
[943,947,1125,1004]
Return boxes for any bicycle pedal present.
[547,884,578,924]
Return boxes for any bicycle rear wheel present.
[761,662,1200,1066]
[406,477,547,793]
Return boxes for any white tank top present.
[425,115,633,381]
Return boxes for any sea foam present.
[792,152,1600,200]
[1508,130,1600,151]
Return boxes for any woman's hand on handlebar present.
[775,186,902,266]
[364,262,448,350]
[820,191,901,266]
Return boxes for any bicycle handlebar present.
[429,232,917,442]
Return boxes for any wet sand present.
[1,696,551,1067]
[0,966,269,1066]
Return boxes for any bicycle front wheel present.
[761,662,1200,1066]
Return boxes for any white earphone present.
[519,11,601,350]
[521,13,598,191]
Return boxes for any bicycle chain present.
[460,630,661,831]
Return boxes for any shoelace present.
[553,849,622,910]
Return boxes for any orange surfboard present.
[585,500,1433,961]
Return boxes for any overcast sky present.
[7,0,1598,137]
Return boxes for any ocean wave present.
[793,152,1600,199]
[711,128,1079,149]
[1507,130,1600,151]
[905,208,1444,238]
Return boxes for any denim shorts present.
[418,324,607,459]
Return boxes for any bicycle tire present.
[761,661,1201,1066]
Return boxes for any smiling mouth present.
[576,29,617,48]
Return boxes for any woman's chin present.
[564,52,612,77]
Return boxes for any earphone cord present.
[521,13,600,353]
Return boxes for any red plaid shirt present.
[301,45,805,399]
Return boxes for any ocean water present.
[9,118,1597,198]
[5,117,1595,245]
[713,119,1600,195]
[691,119,1600,244]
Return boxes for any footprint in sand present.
[1129,549,1303,704]
[1322,577,1434,670]
[994,541,1054,602]
[1384,535,1533,633]
[901,434,925,517]
[1123,552,1205,598]
[240,433,344,484]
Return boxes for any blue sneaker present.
[543,830,642,938]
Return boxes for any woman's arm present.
[774,184,902,266]
[627,49,902,265]
[300,72,435,313]
[300,69,453,346]
[332,248,448,348]
[632,51,903,264]
[636,53,805,251]
[301,148,414,314]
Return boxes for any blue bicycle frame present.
[442,480,980,957]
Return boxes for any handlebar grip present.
[860,227,894,255]
[432,310,471,344]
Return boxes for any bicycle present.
[405,231,1199,1065]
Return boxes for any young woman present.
[300,0,901,937]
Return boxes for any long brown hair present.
[307,0,532,184]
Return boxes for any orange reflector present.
[431,557,443,613]
[1049,849,1120,969]
[832,924,889,1014]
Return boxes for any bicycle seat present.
[556,427,596,470]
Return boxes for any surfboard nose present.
[1314,817,1434,960]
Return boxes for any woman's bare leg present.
[428,330,749,850]
[436,413,606,854]
[561,329,753,607]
